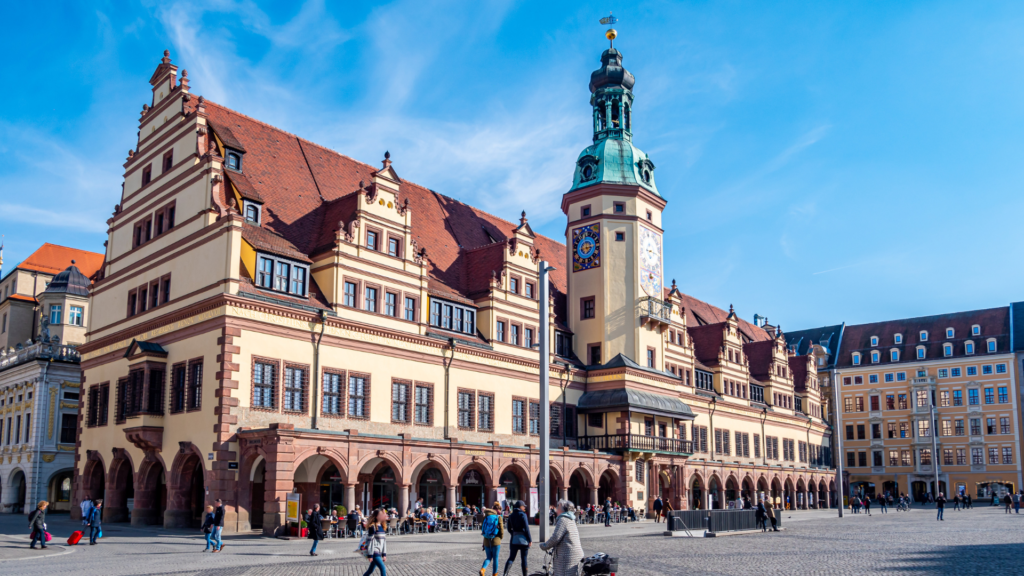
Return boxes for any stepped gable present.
[202,100,567,309]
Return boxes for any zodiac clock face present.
[572,224,601,272]
[639,226,663,296]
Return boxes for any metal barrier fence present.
[668,510,782,533]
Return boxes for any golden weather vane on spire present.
[600,11,618,48]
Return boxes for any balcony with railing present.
[0,340,80,372]
[638,297,671,326]
[577,433,693,455]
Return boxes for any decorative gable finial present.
[180,69,189,89]
[520,210,527,226]
[162,49,171,65]
[382,151,392,169]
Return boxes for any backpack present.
[481,514,500,540]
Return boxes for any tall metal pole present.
[930,402,940,497]
[539,260,554,540]
[832,370,845,518]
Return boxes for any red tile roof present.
[15,243,103,278]
[743,339,776,380]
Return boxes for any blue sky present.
[2,1,1024,330]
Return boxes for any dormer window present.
[871,351,879,363]
[965,342,974,355]
[226,151,242,171]
[946,327,955,339]
[972,325,981,336]
[917,346,926,360]
[987,339,997,353]
[255,254,309,297]
[870,336,878,347]
[894,333,902,344]
[943,344,953,357]
[429,298,476,336]
[920,331,928,342]
[852,352,861,365]
[244,202,262,224]
[890,349,899,362]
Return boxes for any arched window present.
[852,353,861,366]
[945,327,955,339]
[871,351,879,363]
[943,344,953,357]
[917,346,926,360]
[965,341,975,355]
[890,349,899,362]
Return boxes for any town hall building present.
[73,44,835,534]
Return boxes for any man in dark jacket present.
[603,498,612,527]
[87,499,103,545]
[652,496,663,523]
[306,504,324,556]
[502,501,532,576]
[212,499,226,552]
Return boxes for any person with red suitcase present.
[67,530,84,546]
[28,501,49,549]
[86,500,103,545]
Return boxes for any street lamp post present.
[930,402,940,497]
[538,260,555,541]
[832,370,845,518]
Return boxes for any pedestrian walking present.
[765,501,779,532]
[662,500,673,525]
[1003,494,1012,514]
[307,504,325,556]
[952,494,960,511]
[502,500,531,576]
[28,501,48,549]
[212,499,226,552]
[480,502,504,576]
[755,501,766,532]
[935,492,946,521]
[360,508,388,576]
[201,505,216,551]
[966,494,972,509]
[602,498,612,527]
[79,497,94,528]
[864,496,871,516]
[539,500,584,576]
[878,494,887,514]
[652,496,663,523]
[1015,492,1022,514]
[86,499,103,545]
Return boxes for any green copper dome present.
[568,47,660,197]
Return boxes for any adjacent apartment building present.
[0,244,102,513]
[794,307,1024,502]
[73,46,834,534]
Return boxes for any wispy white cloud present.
[0,204,108,233]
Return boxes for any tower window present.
[581,205,591,218]
[582,165,593,180]
[614,202,625,213]
[615,232,625,241]
[646,210,652,221]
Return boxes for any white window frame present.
[255,253,309,298]
[946,327,955,339]
[870,336,879,347]
[894,333,903,344]
[890,349,899,362]
[972,324,981,336]
[871,351,880,363]
[49,304,62,325]
[69,305,84,327]
[917,346,926,360]
[920,331,928,342]
[987,339,997,353]
[965,341,974,355]
[943,344,953,357]
[852,352,861,366]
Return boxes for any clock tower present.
[563,40,668,368]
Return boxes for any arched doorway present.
[828,480,837,507]
[708,476,722,509]
[741,477,754,503]
[756,477,769,504]
[372,466,398,510]
[796,479,806,509]
[690,475,704,510]
[911,480,928,503]
[106,457,134,523]
[9,470,26,514]
[770,478,782,508]
[85,459,105,503]
[882,480,898,499]
[319,464,346,513]
[251,459,266,530]
[598,470,617,505]
[458,467,486,509]
[568,470,587,507]
[167,453,205,529]
[818,480,828,508]
[784,479,796,510]
[48,470,74,512]
[724,477,739,507]
[499,471,522,505]
[417,468,445,510]
[133,461,167,526]
[929,480,948,498]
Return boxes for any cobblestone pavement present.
[0,507,1021,575]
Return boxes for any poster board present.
[286,493,301,523]
[529,488,539,517]
[496,487,506,510]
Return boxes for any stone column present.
[345,483,356,513]
[589,487,598,509]
[557,487,567,502]
[447,485,457,512]
[399,484,410,517]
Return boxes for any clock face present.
[639,226,662,296]
[572,224,601,272]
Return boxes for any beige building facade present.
[73,48,834,534]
